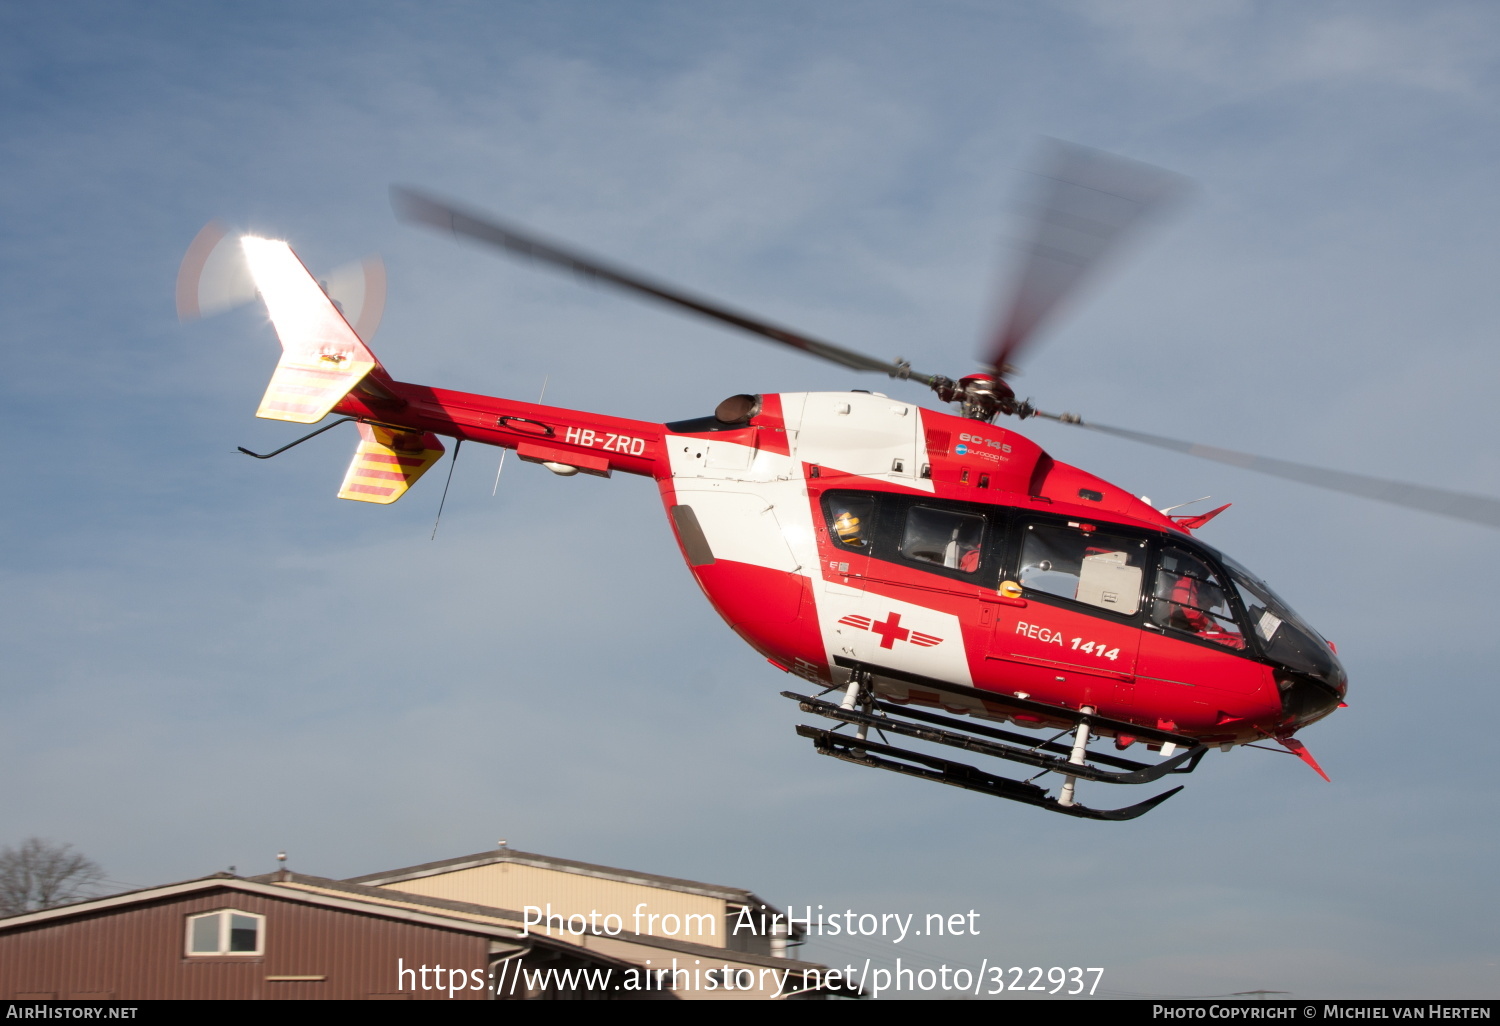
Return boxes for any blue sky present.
[3,0,1499,998]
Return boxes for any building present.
[0,847,859,1000]
[350,846,797,958]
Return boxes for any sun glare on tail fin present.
[241,236,379,424]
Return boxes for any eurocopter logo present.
[954,444,969,455]
[837,612,943,650]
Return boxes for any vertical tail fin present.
[240,236,379,424]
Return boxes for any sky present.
[2,0,1499,1000]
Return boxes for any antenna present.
[1158,495,1212,514]
[430,440,463,540]
[493,376,548,496]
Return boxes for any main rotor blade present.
[1048,416,1500,529]
[987,141,1190,375]
[392,186,932,384]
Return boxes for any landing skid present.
[784,659,1206,819]
[786,693,1205,785]
[797,726,1182,820]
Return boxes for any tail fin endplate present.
[337,423,446,504]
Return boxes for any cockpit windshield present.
[1220,554,1342,684]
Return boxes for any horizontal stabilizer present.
[241,236,378,424]
[337,423,445,504]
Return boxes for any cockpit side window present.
[1019,523,1146,615]
[1151,547,1245,649]
[899,506,984,574]
[824,493,877,554]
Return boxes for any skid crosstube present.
[783,692,1205,784]
[798,727,1183,821]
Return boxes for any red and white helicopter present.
[187,144,1500,820]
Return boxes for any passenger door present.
[985,519,1146,711]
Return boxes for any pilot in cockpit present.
[833,510,867,548]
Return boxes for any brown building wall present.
[0,887,494,1000]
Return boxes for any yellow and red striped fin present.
[241,236,379,424]
[337,423,446,504]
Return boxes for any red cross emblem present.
[870,612,910,648]
[837,612,943,649]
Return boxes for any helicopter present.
[187,142,1500,821]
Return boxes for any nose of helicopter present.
[1276,657,1347,729]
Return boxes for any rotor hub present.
[930,372,1034,422]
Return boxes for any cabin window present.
[900,506,984,573]
[1019,523,1145,615]
[823,494,877,553]
[186,910,264,956]
[821,490,1006,584]
[1150,547,1244,649]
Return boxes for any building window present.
[186,910,264,956]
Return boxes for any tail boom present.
[331,382,668,481]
